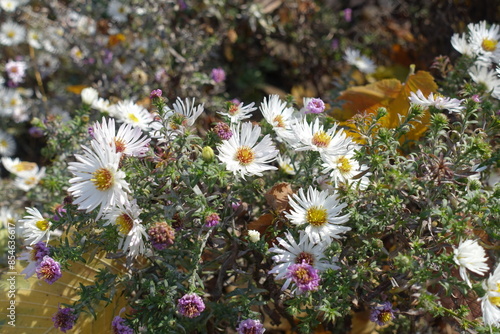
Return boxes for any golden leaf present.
[107,33,126,47]
[66,85,88,95]
[0,254,127,333]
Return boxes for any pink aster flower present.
[52,306,77,333]
[177,293,205,318]
[36,255,62,284]
[286,262,320,293]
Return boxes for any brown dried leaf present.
[265,182,294,212]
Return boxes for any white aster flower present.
[260,94,296,143]
[14,167,46,192]
[321,147,370,189]
[453,239,489,287]
[19,207,51,245]
[19,241,49,279]
[468,21,500,66]
[111,100,154,131]
[480,263,500,328]
[162,97,205,133]
[26,29,43,49]
[269,231,338,291]
[68,140,130,218]
[217,122,278,178]
[91,97,112,113]
[107,0,130,23]
[1,157,38,176]
[92,117,150,157]
[0,21,25,46]
[286,186,350,243]
[218,100,256,123]
[451,33,473,56]
[290,118,352,155]
[104,200,147,258]
[1,88,24,118]
[468,65,500,99]
[248,230,261,243]
[81,87,99,106]
[0,130,16,156]
[409,90,465,113]
[0,206,18,229]
[277,154,296,175]
[344,48,376,74]
[5,59,27,85]
[0,0,28,12]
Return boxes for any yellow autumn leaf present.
[66,85,88,95]
[0,254,127,333]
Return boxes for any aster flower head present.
[481,263,500,328]
[1,157,38,177]
[260,94,296,143]
[110,100,154,131]
[211,67,226,83]
[112,315,134,334]
[0,21,26,46]
[286,262,320,294]
[344,48,376,74]
[218,100,256,123]
[277,154,296,175]
[166,97,205,130]
[92,117,150,157]
[19,207,52,245]
[107,0,130,23]
[321,147,371,189]
[453,239,489,287]
[302,97,326,114]
[286,186,350,243]
[5,60,27,85]
[0,130,16,156]
[269,231,339,291]
[217,122,278,179]
[0,0,29,12]
[104,200,147,258]
[68,140,130,219]
[213,122,233,140]
[177,293,205,318]
[290,118,352,155]
[36,255,62,284]
[468,65,500,99]
[52,306,77,333]
[370,302,396,326]
[409,90,465,113]
[19,241,50,279]
[451,33,474,56]
[81,87,99,106]
[14,166,46,192]
[148,222,175,250]
[468,21,500,66]
[236,319,265,334]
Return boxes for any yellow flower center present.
[91,168,114,191]
[378,311,392,324]
[36,219,50,231]
[13,162,37,173]
[235,146,255,165]
[489,296,500,306]
[306,206,328,226]
[0,139,7,148]
[311,131,331,148]
[9,98,17,106]
[482,39,498,52]
[24,176,37,186]
[337,156,353,174]
[30,248,37,261]
[116,214,134,234]
[128,113,139,123]
[296,252,314,265]
[7,31,15,38]
[273,115,285,128]
[294,267,309,282]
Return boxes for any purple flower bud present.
[211,67,226,83]
[344,8,352,22]
[305,98,325,114]
[204,213,220,227]
[29,127,44,138]
[150,89,163,99]
[214,122,233,140]
[148,222,175,250]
